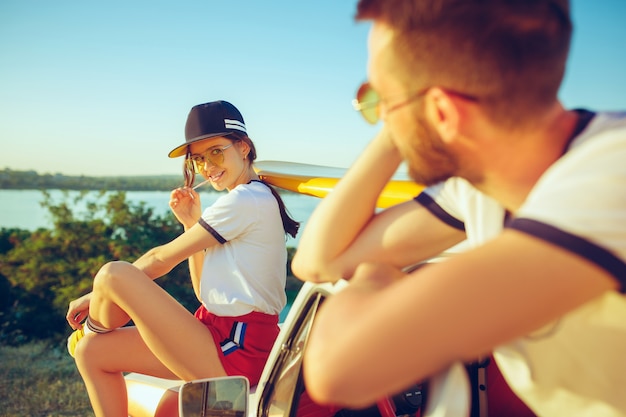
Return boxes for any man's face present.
[367,23,459,186]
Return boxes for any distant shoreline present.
[0,168,296,194]
[1,168,183,191]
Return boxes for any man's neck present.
[472,105,581,212]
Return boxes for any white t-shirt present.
[197,181,287,317]
[419,111,626,416]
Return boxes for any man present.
[292,1,626,416]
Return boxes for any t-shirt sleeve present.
[198,188,258,243]
[509,126,626,287]
[416,185,465,231]
[418,178,485,231]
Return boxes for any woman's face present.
[188,136,250,192]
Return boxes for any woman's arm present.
[132,224,217,281]
[167,187,206,299]
[185,250,204,301]
[132,187,219,284]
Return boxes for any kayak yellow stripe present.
[257,169,424,209]
[376,180,424,208]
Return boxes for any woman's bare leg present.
[75,327,180,416]
[77,261,227,417]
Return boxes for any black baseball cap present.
[168,100,247,158]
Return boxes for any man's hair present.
[356,0,572,127]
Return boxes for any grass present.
[0,342,94,417]
[0,293,300,417]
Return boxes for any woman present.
[66,100,299,417]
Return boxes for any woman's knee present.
[92,261,134,294]
[74,333,101,372]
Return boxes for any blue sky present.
[1,0,624,177]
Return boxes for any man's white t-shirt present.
[419,111,626,416]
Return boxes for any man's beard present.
[401,117,459,187]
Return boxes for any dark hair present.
[356,0,572,127]
[182,132,300,239]
[260,179,300,239]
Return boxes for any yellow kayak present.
[254,161,424,209]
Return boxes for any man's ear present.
[424,87,461,143]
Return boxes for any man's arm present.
[303,229,619,408]
[292,129,464,282]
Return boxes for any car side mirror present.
[179,376,249,417]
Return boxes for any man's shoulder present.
[422,177,503,222]
[571,111,626,149]
[425,178,493,204]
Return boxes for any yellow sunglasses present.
[188,143,233,173]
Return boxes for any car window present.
[258,292,324,417]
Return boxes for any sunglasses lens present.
[190,145,230,173]
[207,149,224,166]
[191,158,202,173]
[355,83,380,124]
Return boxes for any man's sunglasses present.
[352,82,427,125]
[352,82,478,124]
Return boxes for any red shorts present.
[194,305,279,386]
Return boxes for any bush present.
[0,191,195,345]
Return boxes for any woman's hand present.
[170,187,202,229]
[66,292,93,330]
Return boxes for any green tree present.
[0,191,195,345]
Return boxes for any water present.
[0,189,321,247]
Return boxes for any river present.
[0,189,322,247]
